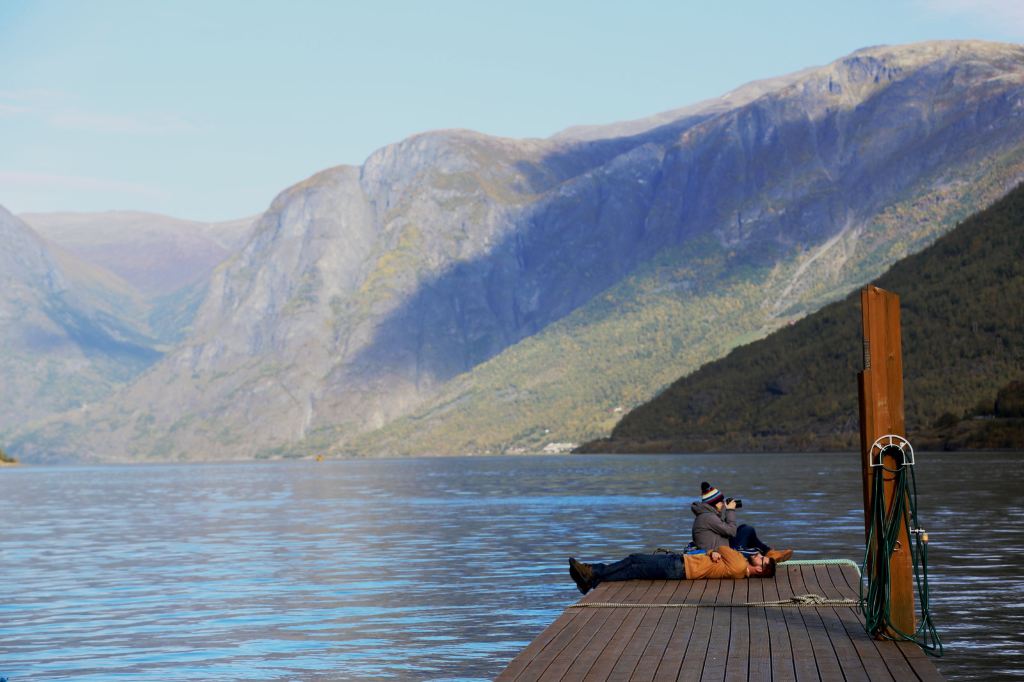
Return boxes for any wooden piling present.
[857,285,916,637]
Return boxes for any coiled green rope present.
[861,458,943,656]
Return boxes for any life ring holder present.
[868,434,915,468]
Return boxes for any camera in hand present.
[726,497,743,508]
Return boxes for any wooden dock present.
[497,562,943,681]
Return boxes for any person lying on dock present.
[692,481,793,563]
[567,547,775,595]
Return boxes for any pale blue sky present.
[2,0,1022,221]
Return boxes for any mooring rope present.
[785,558,861,576]
[569,593,860,609]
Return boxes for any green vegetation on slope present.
[345,238,783,456]
[583,182,1024,453]
[917,379,1024,450]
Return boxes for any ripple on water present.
[1,452,1022,680]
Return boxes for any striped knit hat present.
[700,481,725,506]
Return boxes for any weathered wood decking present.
[498,563,942,681]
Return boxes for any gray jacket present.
[691,501,737,551]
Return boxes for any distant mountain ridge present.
[580,181,1024,453]
[12,40,1024,462]
[0,208,255,443]
[0,207,160,435]
[22,211,255,296]
[553,67,817,142]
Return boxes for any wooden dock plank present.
[723,577,750,682]
[652,578,708,681]
[788,562,844,681]
[762,559,796,682]
[558,582,652,682]
[631,579,690,680]
[557,580,654,682]
[497,608,587,681]
[538,583,641,681]
[744,568,772,682]
[677,578,724,682]
[822,564,894,682]
[499,563,944,682]
[582,580,668,681]
[806,564,869,682]
[872,633,921,679]
[776,565,819,681]
[896,641,945,682]
[498,580,631,681]
[699,578,735,681]
[605,579,679,680]
[828,563,918,681]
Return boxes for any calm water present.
[2,452,1022,681]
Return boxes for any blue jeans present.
[591,553,686,585]
[729,524,771,554]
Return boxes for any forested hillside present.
[582,182,1024,453]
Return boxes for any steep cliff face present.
[348,42,1024,456]
[0,207,161,438]
[17,41,1024,461]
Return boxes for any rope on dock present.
[569,593,860,609]
[783,558,861,576]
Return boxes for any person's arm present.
[717,547,750,579]
[705,508,737,538]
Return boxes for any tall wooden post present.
[857,285,915,637]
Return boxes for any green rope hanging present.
[860,451,943,656]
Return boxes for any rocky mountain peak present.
[0,205,68,295]
[13,40,1024,461]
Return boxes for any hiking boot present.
[766,549,793,563]
[568,557,596,595]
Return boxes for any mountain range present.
[21,211,254,297]
[1,207,157,433]
[7,40,1024,462]
[580,179,1024,453]
[0,208,254,440]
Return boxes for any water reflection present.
[1,453,1021,680]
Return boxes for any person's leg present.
[591,553,685,584]
[729,524,771,554]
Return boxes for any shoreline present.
[8,447,1024,466]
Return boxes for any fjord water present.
[2,453,1021,681]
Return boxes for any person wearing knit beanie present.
[700,481,725,508]
[691,482,794,563]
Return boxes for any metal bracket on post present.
[868,434,915,468]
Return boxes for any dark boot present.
[568,557,596,595]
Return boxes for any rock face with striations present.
[16,41,1024,461]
